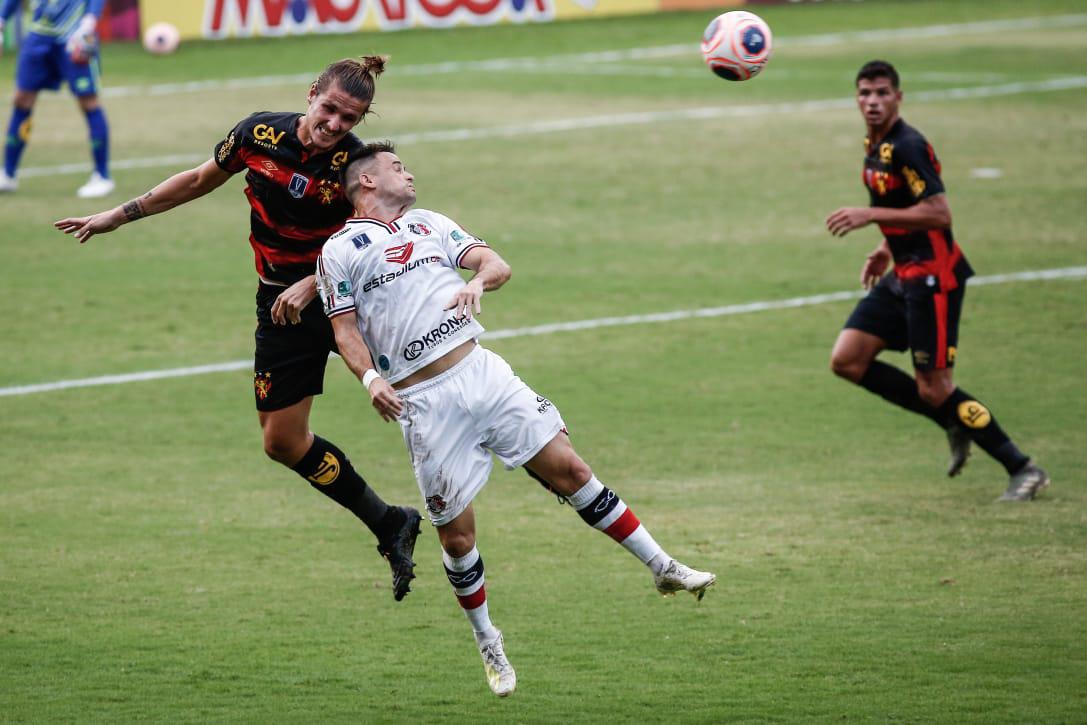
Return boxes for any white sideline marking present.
[19,75,1087,179]
[2,266,1085,399]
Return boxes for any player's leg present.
[3,35,56,190]
[65,52,113,198]
[910,285,1047,499]
[435,506,515,697]
[831,277,944,423]
[254,283,421,598]
[524,432,716,600]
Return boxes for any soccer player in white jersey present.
[316,142,716,697]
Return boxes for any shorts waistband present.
[397,344,484,399]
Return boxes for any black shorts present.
[843,273,966,371]
[253,281,338,411]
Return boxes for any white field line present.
[25,13,1084,102]
[20,75,1087,179]
[2,265,1085,399]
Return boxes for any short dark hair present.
[314,55,387,112]
[342,140,397,198]
[856,60,899,89]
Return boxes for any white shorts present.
[397,345,566,526]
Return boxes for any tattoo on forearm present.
[122,199,146,221]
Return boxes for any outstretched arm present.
[444,246,512,320]
[54,159,234,243]
[329,312,403,422]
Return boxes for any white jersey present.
[317,208,488,384]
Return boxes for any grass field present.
[2,0,1086,721]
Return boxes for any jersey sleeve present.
[316,245,356,319]
[213,115,253,174]
[894,134,945,201]
[433,212,488,269]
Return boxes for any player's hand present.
[826,207,873,237]
[368,378,403,422]
[65,15,98,64]
[271,276,317,325]
[860,246,892,289]
[444,280,483,320]
[54,209,125,243]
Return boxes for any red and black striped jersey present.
[862,118,973,288]
[213,111,362,285]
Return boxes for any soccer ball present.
[701,11,773,81]
[143,22,180,56]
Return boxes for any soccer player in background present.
[825,60,1049,502]
[0,0,113,197]
[54,57,423,600]
[318,142,716,697]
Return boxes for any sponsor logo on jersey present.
[253,123,286,146]
[217,132,235,163]
[361,255,442,293]
[902,165,926,197]
[385,242,414,264]
[337,280,352,296]
[307,452,341,485]
[913,350,930,367]
[426,494,447,514]
[254,371,272,400]
[407,223,432,236]
[536,396,553,414]
[957,400,991,429]
[879,142,894,165]
[257,159,278,178]
[450,229,471,242]
[351,232,373,250]
[330,151,349,170]
[947,346,957,364]
[288,173,310,199]
[378,354,391,371]
[403,315,473,360]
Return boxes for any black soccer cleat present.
[377,506,422,601]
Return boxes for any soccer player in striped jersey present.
[0,0,112,196]
[826,60,1049,502]
[318,142,716,697]
[54,57,423,601]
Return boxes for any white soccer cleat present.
[478,630,516,697]
[654,559,716,601]
[77,172,115,198]
[0,171,17,192]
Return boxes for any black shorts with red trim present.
[843,273,966,371]
[253,281,339,411]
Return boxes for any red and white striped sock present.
[567,475,667,572]
[443,546,499,645]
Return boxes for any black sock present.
[936,388,1030,474]
[292,435,398,540]
[858,361,943,425]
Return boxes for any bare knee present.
[439,530,476,558]
[830,352,867,383]
[261,426,311,466]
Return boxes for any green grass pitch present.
[1,0,1085,720]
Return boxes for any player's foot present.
[76,172,115,198]
[478,630,516,697]
[653,558,716,601]
[0,171,17,192]
[376,506,422,601]
[998,462,1050,502]
[945,423,972,477]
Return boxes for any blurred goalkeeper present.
[54,56,423,601]
[0,0,113,197]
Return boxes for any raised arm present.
[444,246,512,320]
[54,159,234,243]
